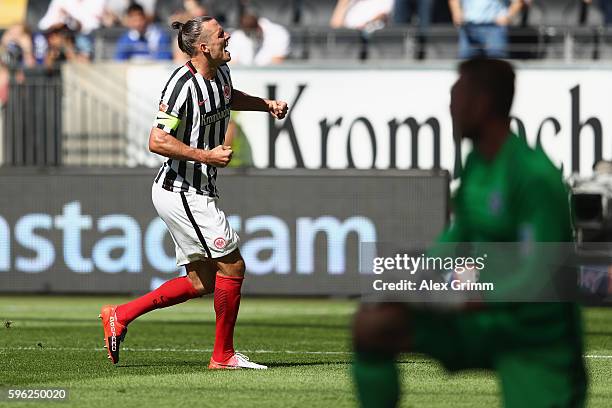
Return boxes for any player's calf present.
[352,304,410,408]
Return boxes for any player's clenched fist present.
[204,145,233,167]
[267,100,288,120]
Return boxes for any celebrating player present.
[99,16,288,369]
[352,59,587,407]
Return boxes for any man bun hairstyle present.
[171,16,214,57]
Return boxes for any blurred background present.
[1,0,612,298]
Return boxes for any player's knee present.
[187,274,208,296]
[216,250,246,278]
[196,282,213,296]
[353,305,385,352]
[352,303,410,354]
[225,257,246,277]
[234,258,246,276]
[199,276,216,295]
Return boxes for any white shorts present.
[151,182,240,266]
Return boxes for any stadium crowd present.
[2,1,612,67]
[1,0,612,106]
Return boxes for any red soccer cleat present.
[98,305,128,364]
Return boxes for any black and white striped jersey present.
[153,60,233,197]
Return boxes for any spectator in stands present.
[38,24,86,68]
[114,3,172,61]
[169,0,210,26]
[0,24,35,108]
[103,0,157,27]
[449,0,523,58]
[330,0,394,31]
[38,0,106,61]
[39,0,105,34]
[583,0,612,25]
[393,0,433,29]
[0,24,36,68]
[169,0,211,63]
[393,0,434,59]
[0,62,8,106]
[226,11,290,66]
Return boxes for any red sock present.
[115,276,200,325]
[212,274,244,362]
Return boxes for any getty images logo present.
[0,201,377,275]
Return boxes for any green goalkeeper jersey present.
[412,134,586,407]
[355,133,586,408]
[434,132,576,303]
[440,133,572,245]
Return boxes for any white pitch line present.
[584,354,612,359]
[2,347,612,359]
[0,346,351,355]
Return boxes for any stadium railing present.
[1,64,135,167]
[60,63,132,166]
[3,67,61,166]
[87,25,612,63]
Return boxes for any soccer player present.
[352,59,587,407]
[99,16,288,369]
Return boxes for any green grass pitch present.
[1,296,612,407]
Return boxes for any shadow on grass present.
[584,330,612,336]
[117,360,438,369]
[117,361,209,368]
[8,316,349,331]
[266,361,351,368]
[116,360,352,369]
[397,360,434,365]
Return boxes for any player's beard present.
[461,128,481,143]
[452,121,480,144]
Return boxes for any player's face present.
[202,20,231,64]
[450,73,486,141]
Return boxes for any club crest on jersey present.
[223,84,231,103]
[214,237,226,249]
[489,191,503,215]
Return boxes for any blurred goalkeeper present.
[352,58,586,407]
[98,16,287,369]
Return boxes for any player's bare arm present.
[231,88,289,120]
[148,127,232,167]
